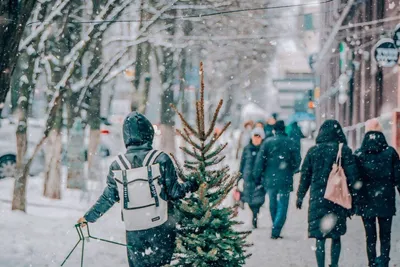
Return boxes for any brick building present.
[316,0,400,148]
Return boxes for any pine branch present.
[195,100,202,138]
[169,153,187,182]
[205,99,223,139]
[204,142,227,161]
[176,129,201,150]
[179,146,201,160]
[170,103,199,137]
[203,122,231,154]
[183,164,198,171]
[205,155,226,167]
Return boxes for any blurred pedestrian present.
[239,127,266,228]
[253,120,301,238]
[288,121,305,158]
[296,120,358,267]
[264,117,276,139]
[236,120,254,160]
[354,119,400,267]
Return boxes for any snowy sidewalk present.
[1,176,400,266]
[242,177,400,267]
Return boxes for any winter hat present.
[122,112,154,147]
[274,120,286,132]
[365,118,382,132]
[251,127,265,139]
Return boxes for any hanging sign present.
[373,38,399,67]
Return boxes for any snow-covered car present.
[0,119,46,179]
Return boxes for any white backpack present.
[113,150,168,231]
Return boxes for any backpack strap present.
[147,151,163,166]
[147,165,159,207]
[143,150,157,166]
[115,155,127,170]
[118,154,132,169]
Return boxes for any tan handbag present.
[324,143,352,209]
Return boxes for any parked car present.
[0,119,45,179]
[0,117,122,179]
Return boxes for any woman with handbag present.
[239,127,266,228]
[354,119,400,267]
[296,120,358,267]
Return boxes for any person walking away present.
[236,120,254,160]
[253,120,301,239]
[264,117,276,139]
[288,121,305,159]
[239,128,266,228]
[77,112,198,267]
[354,119,400,267]
[296,120,358,267]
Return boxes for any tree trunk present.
[66,119,85,189]
[12,132,28,211]
[11,52,34,211]
[88,128,101,180]
[0,1,38,108]
[160,124,176,155]
[43,129,62,199]
[43,101,63,199]
[160,88,176,154]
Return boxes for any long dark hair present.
[316,119,347,144]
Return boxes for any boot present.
[375,256,389,267]
[252,217,257,229]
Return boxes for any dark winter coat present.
[253,131,301,193]
[288,122,305,155]
[239,142,265,207]
[264,124,275,139]
[84,112,197,267]
[354,131,400,218]
[297,120,358,239]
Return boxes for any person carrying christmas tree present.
[253,120,301,239]
[77,112,198,267]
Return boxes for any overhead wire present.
[27,0,333,25]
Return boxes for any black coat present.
[354,131,400,218]
[239,142,265,207]
[253,132,301,193]
[297,120,358,239]
[84,112,196,267]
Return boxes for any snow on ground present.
[0,139,399,267]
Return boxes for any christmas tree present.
[169,62,251,267]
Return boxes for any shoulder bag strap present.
[336,143,344,167]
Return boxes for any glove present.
[188,180,200,192]
[296,198,303,210]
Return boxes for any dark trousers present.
[126,222,176,267]
[268,189,290,237]
[362,216,393,267]
[315,238,341,267]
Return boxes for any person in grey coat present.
[77,112,198,267]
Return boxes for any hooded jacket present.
[297,120,358,239]
[354,131,400,218]
[252,129,301,193]
[84,112,197,267]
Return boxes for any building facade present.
[316,0,400,148]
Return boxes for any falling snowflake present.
[320,214,337,234]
